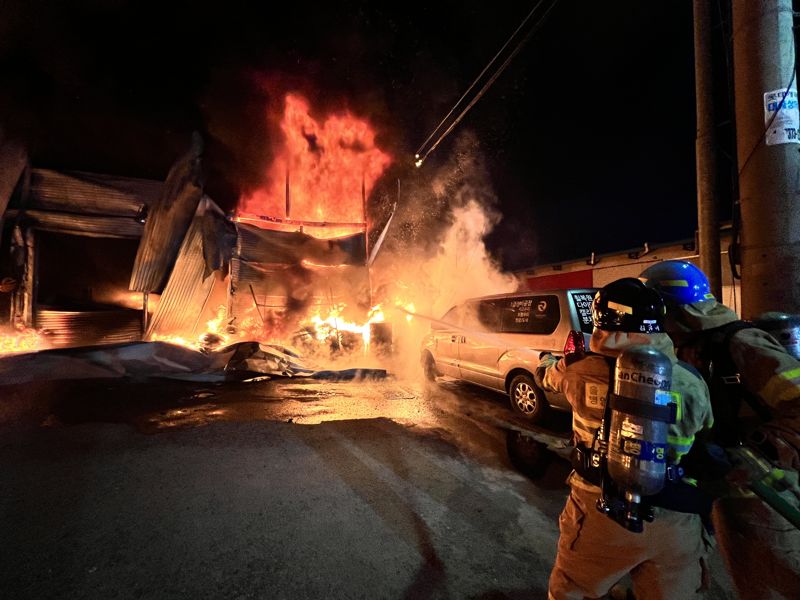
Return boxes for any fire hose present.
[727,445,800,530]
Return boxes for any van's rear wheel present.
[509,373,547,423]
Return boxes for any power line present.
[414,0,561,167]
[414,0,547,160]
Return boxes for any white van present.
[420,289,598,423]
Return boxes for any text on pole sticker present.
[763,88,800,146]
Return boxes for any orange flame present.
[239,94,391,224]
[0,326,47,356]
[298,300,413,349]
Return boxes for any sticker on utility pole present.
[764,88,800,145]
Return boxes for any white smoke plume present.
[371,131,519,378]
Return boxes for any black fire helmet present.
[591,278,666,334]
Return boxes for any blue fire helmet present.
[639,260,716,306]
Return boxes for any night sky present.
[0,0,732,270]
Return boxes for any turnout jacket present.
[540,330,714,470]
[668,300,800,470]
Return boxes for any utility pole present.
[733,0,800,318]
[694,0,722,299]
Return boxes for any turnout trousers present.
[548,478,710,600]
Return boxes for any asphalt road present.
[0,374,736,599]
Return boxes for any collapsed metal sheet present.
[0,339,387,387]
[26,169,161,217]
[0,341,233,386]
[130,135,204,293]
[146,198,229,339]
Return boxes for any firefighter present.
[538,278,714,600]
[640,259,800,599]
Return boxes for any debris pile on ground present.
[0,341,389,386]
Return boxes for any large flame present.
[239,93,391,226]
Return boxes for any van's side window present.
[477,301,501,331]
[498,295,560,334]
[461,301,498,331]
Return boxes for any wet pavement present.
[0,373,736,599]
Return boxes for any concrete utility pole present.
[694,0,722,299]
[733,0,800,317]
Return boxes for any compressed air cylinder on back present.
[608,345,673,497]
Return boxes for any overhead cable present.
[414,0,561,167]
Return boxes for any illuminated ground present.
[0,375,735,599]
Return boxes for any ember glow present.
[0,327,47,356]
[151,305,232,351]
[239,93,391,226]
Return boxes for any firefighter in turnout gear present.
[641,259,800,599]
[538,278,714,600]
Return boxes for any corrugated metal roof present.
[236,223,367,266]
[0,137,27,218]
[5,209,144,239]
[27,169,162,217]
[35,308,142,347]
[130,140,204,293]
[146,202,217,339]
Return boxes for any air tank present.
[608,345,673,498]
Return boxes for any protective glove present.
[535,352,558,389]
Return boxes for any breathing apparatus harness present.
[569,345,713,533]
[566,278,715,532]
[702,320,774,446]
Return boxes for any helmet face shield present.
[639,260,715,306]
[592,278,666,333]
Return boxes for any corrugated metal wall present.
[2,168,164,339]
[36,308,142,347]
[146,204,217,339]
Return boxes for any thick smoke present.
[370,131,518,378]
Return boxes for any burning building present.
[0,93,394,356]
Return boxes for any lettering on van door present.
[499,295,560,335]
[508,298,533,325]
